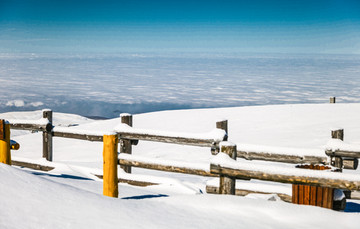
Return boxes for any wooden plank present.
[11,160,54,171]
[298,185,304,204]
[326,150,360,159]
[118,132,217,148]
[310,186,317,206]
[210,164,360,190]
[292,185,299,204]
[316,186,323,206]
[328,188,334,209]
[303,185,310,205]
[9,123,51,132]
[53,131,103,142]
[322,187,329,208]
[119,158,217,177]
[237,150,327,164]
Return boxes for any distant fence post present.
[219,142,236,195]
[42,109,53,161]
[0,120,11,165]
[213,120,228,154]
[120,113,133,173]
[330,97,336,103]
[103,134,118,198]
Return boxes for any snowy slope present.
[0,164,359,229]
[1,104,360,228]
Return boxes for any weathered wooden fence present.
[2,104,360,210]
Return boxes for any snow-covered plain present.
[1,103,360,228]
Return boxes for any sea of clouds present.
[1,52,360,118]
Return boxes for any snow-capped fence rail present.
[211,142,360,209]
[210,153,360,191]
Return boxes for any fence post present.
[330,97,336,103]
[0,120,11,165]
[213,119,228,154]
[42,109,53,161]
[331,129,343,169]
[120,113,132,173]
[219,142,236,195]
[103,134,118,198]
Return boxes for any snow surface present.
[1,104,360,228]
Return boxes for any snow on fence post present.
[103,133,119,198]
[213,119,228,154]
[330,97,336,103]
[120,113,133,173]
[219,142,236,195]
[331,129,344,169]
[42,109,53,161]
[0,120,11,165]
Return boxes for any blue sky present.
[1,0,360,54]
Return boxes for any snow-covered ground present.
[1,103,360,228]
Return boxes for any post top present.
[42,109,52,113]
[219,141,236,148]
[120,113,132,117]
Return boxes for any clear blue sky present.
[1,0,360,54]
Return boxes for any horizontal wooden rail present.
[9,122,52,132]
[237,150,327,164]
[11,160,55,171]
[52,131,103,142]
[210,160,360,191]
[326,150,360,159]
[118,132,219,148]
[118,155,217,177]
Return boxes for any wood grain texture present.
[210,164,360,190]
[119,158,217,177]
[237,150,327,164]
[12,160,54,171]
[103,134,118,198]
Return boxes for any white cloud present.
[6,100,25,107]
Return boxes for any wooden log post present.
[219,142,236,195]
[330,97,336,104]
[0,120,11,165]
[42,109,53,161]
[103,134,119,198]
[120,113,133,173]
[213,119,228,154]
[331,129,344,169]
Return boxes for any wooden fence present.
[2,107,360,210]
